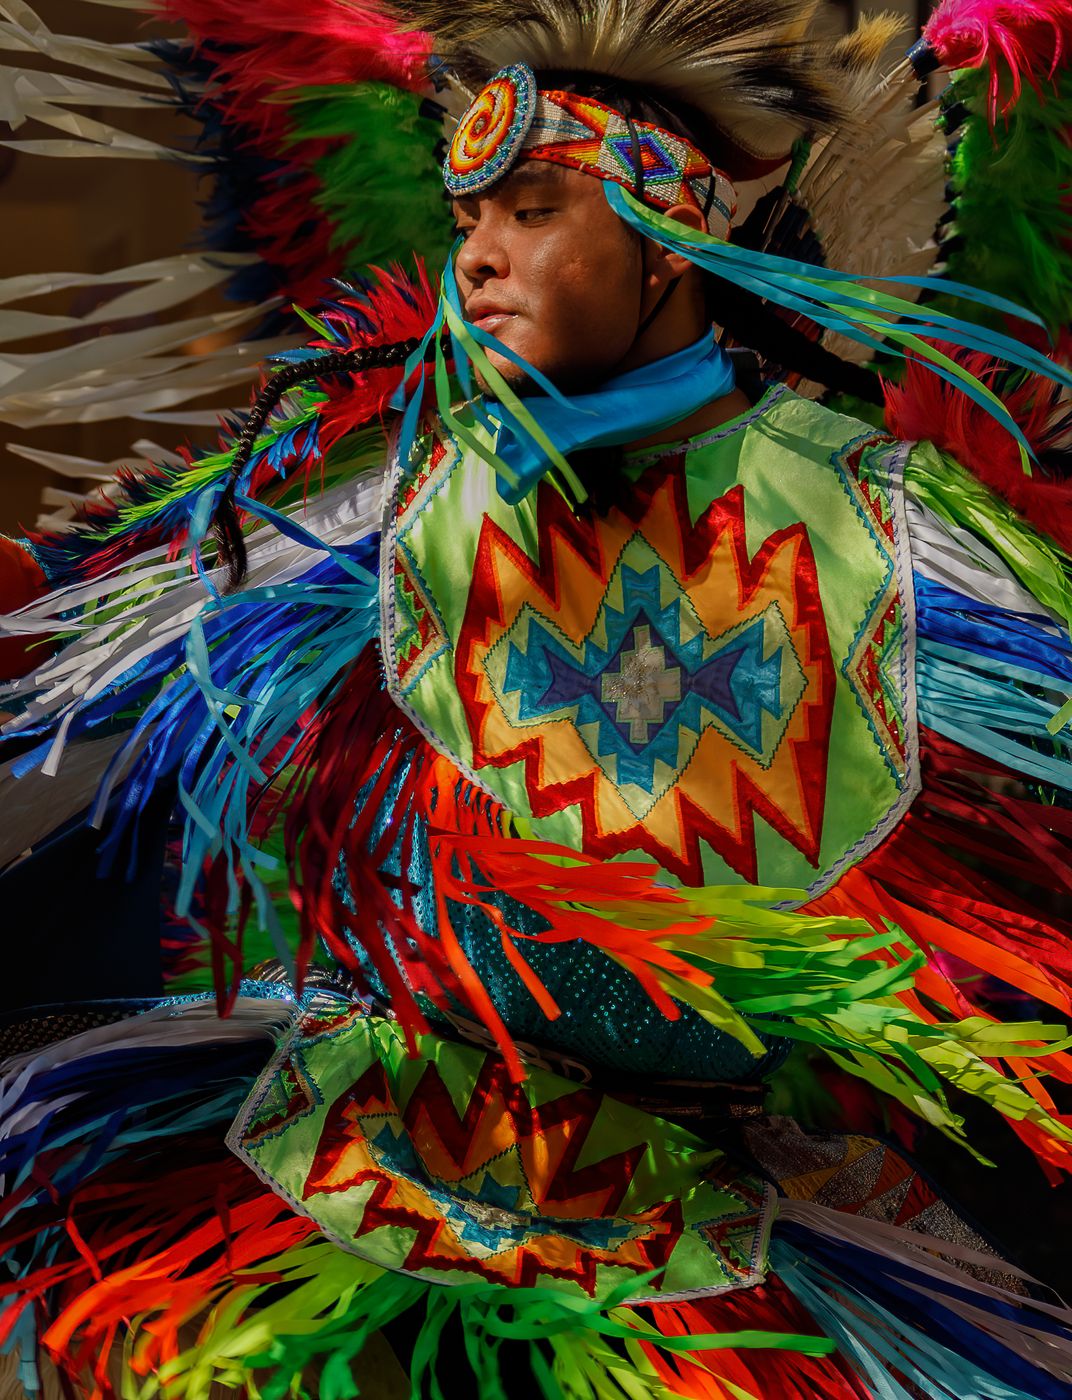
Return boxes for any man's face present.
[452,161,645,394]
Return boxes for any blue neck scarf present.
[391,253,736,505]
[482,333,736,503]
[396,180,1072,501]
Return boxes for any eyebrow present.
[451,161,566,213]
[501,162,567,190]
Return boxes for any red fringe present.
[247,647,730,1079]
[883,347,1072,554]
[640,1281,870,1399]
[185,625,1072,1180]
[0,1130,864,1400]
[0,1138,316,1399]
[809,724,1072,1177]
[232,651,1072,1151]
[265,647,505,1056]
[866,726,1072,998]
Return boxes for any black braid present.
[711,276,885,405]
[213,339,419,589]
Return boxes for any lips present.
[466,303,519,333]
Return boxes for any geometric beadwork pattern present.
[383,392,918,898]
[241,1046,321,1149]
[231,1007,772,1302]
[487,544,807,820]
[462,479,829,885]
[833,435,909,781]
[444,71,736,238]
[394,547,447,690]
[444,63,536,197]
[523,88,736,238]
[742,1117,1021,1289]
[391,436,457,692]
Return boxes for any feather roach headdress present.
[398,0,946,369]
[394,0,849,172]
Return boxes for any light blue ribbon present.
[482,331,736,504]
[391,242,737,504]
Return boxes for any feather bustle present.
[884,346,1072,553]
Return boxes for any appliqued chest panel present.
[382,391,917,896]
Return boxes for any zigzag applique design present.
[237,1018,768,1297]
[456,461,834,884]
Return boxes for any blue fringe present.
[772,1224,1070,1400]
[1,1039,261,1218]
[914,574,1072,790]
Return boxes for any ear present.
[643,203,707,280]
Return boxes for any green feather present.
[140,1234,830,1398]
[945,67,1072,334]
[286,83,453,278]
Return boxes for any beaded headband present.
[444,63,737,240]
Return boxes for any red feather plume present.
[158,0,433,303]
[159,0,430,134]
[309,260,440,451]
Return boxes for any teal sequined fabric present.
[335,747,789,1083]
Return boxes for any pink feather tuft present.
[924,0,1072,116]
[883,345,1072,553]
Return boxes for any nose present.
[455,215,509,285]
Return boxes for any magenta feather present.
[925,0,1072,115]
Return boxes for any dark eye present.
[453,224,474,241]
[515,207,554,222]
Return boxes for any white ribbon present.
[906,495,1064,625]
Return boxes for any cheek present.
[521,233,640,362]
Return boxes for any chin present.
[474,347,544,398]
[473,334,604,399]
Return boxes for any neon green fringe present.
[120,1240,827,1399]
